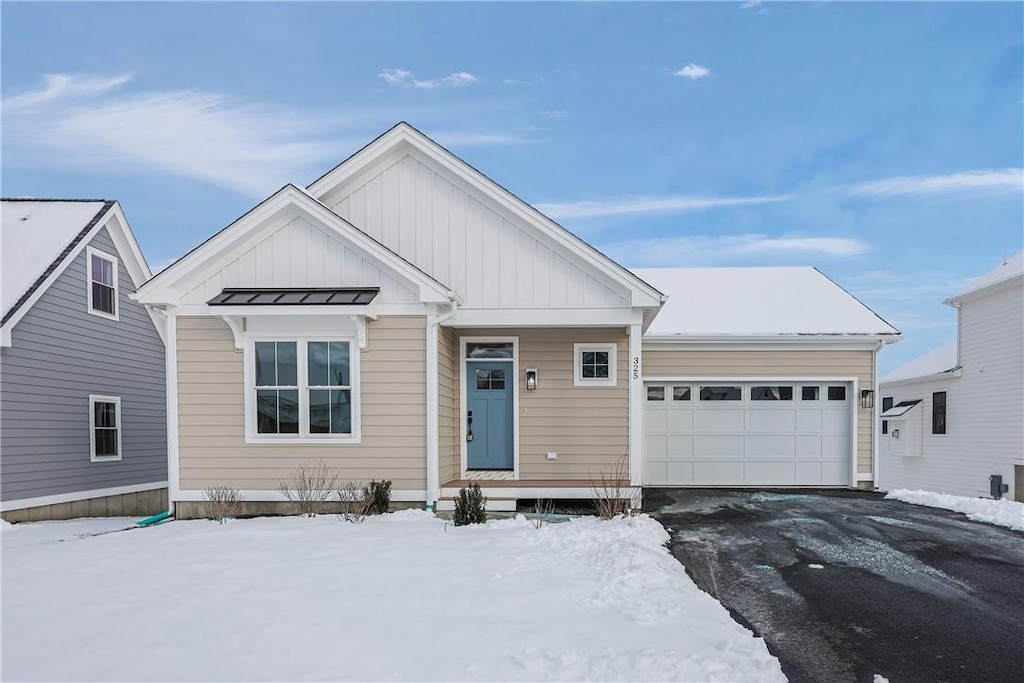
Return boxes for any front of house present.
[135,124,898,516]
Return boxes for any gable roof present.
[2,199,112,320]
[134,184,455,305]
[1,198,157,346]
[880,340,959,384]
[945,250,1023,304]
[634,266,900,338]
[307,122,664,309]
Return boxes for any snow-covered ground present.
[2,512,784,682]
[886,489,1024,532]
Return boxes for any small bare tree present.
[530,497,555,530]
[590,454,634,519]
[337,481,372,523]
[202,486,243,524]
[278,461,338,517]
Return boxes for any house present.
[1,199,168,521]
[133,123,899,517]
[878,252,1023,501]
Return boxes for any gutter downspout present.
[426,296,460,511]
[139,304,176,525]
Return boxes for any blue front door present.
[467,361,514,470]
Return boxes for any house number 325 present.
[632,356,640,380]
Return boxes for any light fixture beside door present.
[525,368,538,391]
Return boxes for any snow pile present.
[887,489,1024,532]
[2,512,784,682]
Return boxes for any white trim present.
[435,498,518,512]
[174,489,427,503]
[880,368,963,389]
[642,338,894,351]
[88,394,122,462]
[628,324,642,485]
[573,342,618,387]
[459,336,519,478]
[642,376,860,488]
[438,486,641,500]
[0,481,169,512]
[166,312,181,506]
[86,246,120,321]
[872,341,881,487]
[306,124,663,309]
[454,307,643,328]
[243,336,362,444]
[135,185,454,306]
[426,319,439,508]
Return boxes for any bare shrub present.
[202,486,243,524]
[590,454,635,519]
[278,461,338,517]
[337,481,372,523]
[530,497,555,530]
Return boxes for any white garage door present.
[643,382,852,486]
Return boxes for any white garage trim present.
[643,376,859,487]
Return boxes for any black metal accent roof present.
[207,287,380,306]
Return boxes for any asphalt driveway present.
[644,489,1024,683]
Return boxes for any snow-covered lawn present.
[886,489,1024,532]
[2,512,784,682]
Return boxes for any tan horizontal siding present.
[644,347,875,478]
[437,326,459,484]
[176,316,427,492]
[454,327,629,481]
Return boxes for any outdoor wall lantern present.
[860,389,874,409]
[525,368,538,391]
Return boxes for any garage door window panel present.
[752,386,794,401]
[672,386,691,401]
[700,386,742,401]
[827,386,847,401]
[647,386,665,401]
[801,386,820,401]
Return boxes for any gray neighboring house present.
[1,199,168,521]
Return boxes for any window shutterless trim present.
[89,394,122,462]
[931,391,947,435]
[86,246,119,321]
[573,342,617,387]
[243,336,361,444]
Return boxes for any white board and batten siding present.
[178,214,419,306]
[321,153,630,310]
[880,282,1024,499]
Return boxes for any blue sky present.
[3,1,1021,372]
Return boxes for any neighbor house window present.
[882,396,893,435]
[573,343,617,387]
[932,391,947,435]
[89,395,121,461]
[87,247,118,320]
[700,386,742,401]
[250,339,358,441]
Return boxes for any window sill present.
[245,435,362,446]
[91,455,122,463]
[87,308,119,322]
[573,379,618,388]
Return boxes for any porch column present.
[628,323,642,486]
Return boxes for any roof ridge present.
[2,197,111,203]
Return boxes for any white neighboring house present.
[878,251,1024,502]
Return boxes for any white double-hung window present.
[248,338,359,442]
[87,247,118,320]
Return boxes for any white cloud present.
[740,0,762,9]
[847,169,1023,197]
[600,234,869,267]
[3,73,515,197]
[378,68,479,89]
[2,73,133,112]
[540,110,568,119]
[672,64,711,80]
[537,193,794,219]
[502,75,546,86]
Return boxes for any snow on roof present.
[2,200,110,317]
[880,339,958,384]
[633,266,900,337]
[947,250,1023,302]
